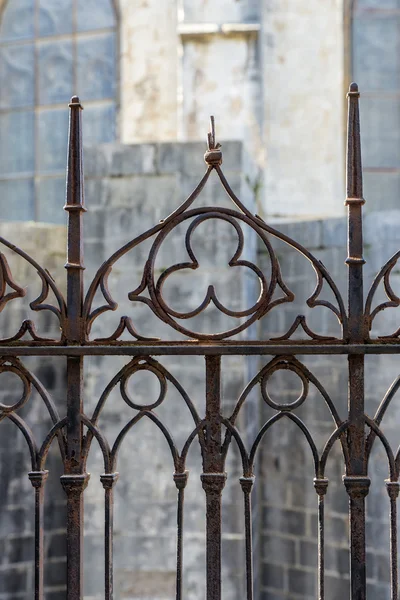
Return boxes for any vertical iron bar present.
[64,95,86,345]
[314,478,328,600]
[101,473,119,600]
[29,471,48,600]
[240,476,255,600]
[386,481,399,600]
[343,82,370,600]
[174,471,189,600]
[61,95,89,600]
[346,82,365,345]
[201,355,226,600]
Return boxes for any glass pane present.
[0,44,34,109]
[364,171,400,212]
[36,177,66,224]
[76,0,116,32]
[353,16,400,91]
[360,97,400,169]
[84,102,116,144]
[76,33,115,101]
[0,110,34,175]
[356,0,400,8]
[0,0,34,42]
[39,0,73,36]
[0,178,34,221]
[38,40,73,105]
[37,109,69,173]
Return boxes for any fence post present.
[343,82,370,600]
[201,355,226,600]
[60,95,89,600]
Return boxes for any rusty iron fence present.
[0,83,399,600]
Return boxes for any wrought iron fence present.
[0,84,398,600]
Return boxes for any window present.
[352,0,400,211]
[0,0,117,223]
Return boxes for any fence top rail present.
[0,342,399,356]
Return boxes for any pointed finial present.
[347,82,360,97]
[204,115,222,166]
[345,82,364,204]
[68,95,83,109]
[64,95,85,210]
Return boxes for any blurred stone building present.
[0,0,398,599]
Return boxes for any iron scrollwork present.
[0,238,66,343]
[2,81,400,600]
[82,117,348,343]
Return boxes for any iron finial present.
[346,82,364,203]
[347,82,360,97]
[204,115,222,166]
[68,95,83,109]
[65,95,85,209]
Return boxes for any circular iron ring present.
[261,361,309,411]
[120,364,167,411]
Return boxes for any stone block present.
[110,144,157,177]
[181,142,211,177]
[273,219,323,251]
[325,545,349,577]
[288,567,316,596]
[360,96,400,169]
[84,241,105,271]
[182,0,243,24]
[364,210,400,245]
[324,575,350,597]
[310,514,348,545]
[298,540,317,568]
[363,172,400,213]
[47,533,67,559]
[7,535,33,564]
[263,506,306,537]
[44,559,66,587]
[219,141,243,170]
[115,568,175,599]
[84,144,113,177]
[374,552,390,582]
[263,535,296,566]
[321,218,346,249]
[0,179,35,222]
[157,143,183,174]
[45,592,68,600]
[366,583,391,600]
[44,504,67,530]
[0,565,28,593]
[85,178,111,209]
[84,208,106,241]
[357,0,399,7]
[262,563,285,591]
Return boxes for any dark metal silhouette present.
[0,83,398,600]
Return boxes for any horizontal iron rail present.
[0,343,399,355]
